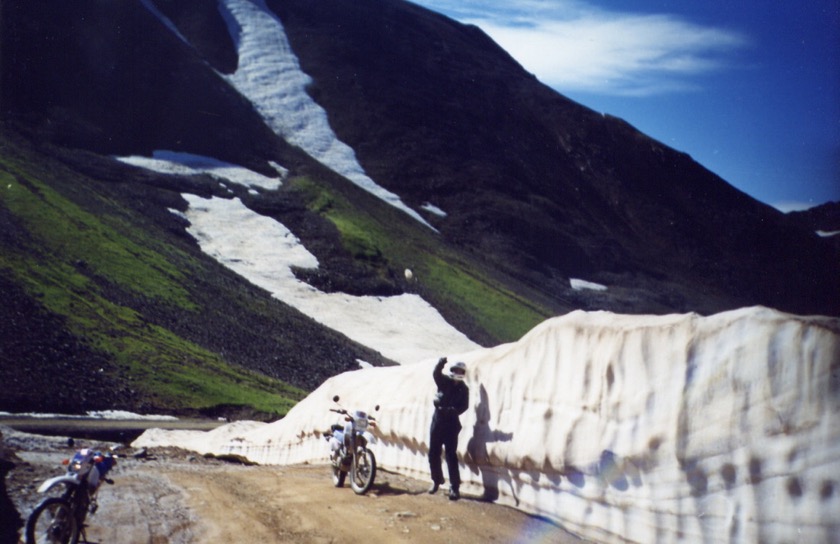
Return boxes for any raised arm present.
[433,357,447,387]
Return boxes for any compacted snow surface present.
[137,307,840,543]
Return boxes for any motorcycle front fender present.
[37,474,80,494]
[362,431,377,446]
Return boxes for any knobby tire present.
[332,463,346,488]
[25,497,80,544]
[350,448,376,495]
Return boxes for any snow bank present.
[135,307,840,542]
[135,420,266,456]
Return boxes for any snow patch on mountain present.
[136,306,840,543]
[117,151,286,190]
[421,202,448,217]
[139,0,190,46]
[570,278,608,291]
[116,150,477,363]
[215,0,435,230]
[181,194,478,364]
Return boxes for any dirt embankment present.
[3,426,583,543]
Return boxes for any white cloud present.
[413,0,748,96]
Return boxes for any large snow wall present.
[135,307,840,543]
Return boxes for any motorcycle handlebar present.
[329,407,378,422]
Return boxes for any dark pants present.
[429,414,461,489]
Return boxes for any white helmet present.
[449,361,467,381]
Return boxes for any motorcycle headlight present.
[353,411,368,431]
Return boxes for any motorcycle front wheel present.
[25,497,80,544]
[331,462,346,487]
[350,448,376,495]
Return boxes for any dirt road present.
[6,429,583,543]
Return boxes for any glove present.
[437,357,447,367]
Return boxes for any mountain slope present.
[6,0,837,318]
[0,130,392,415]
[1,0,838,415]
[268,0,839,316]
[0,0,558,413]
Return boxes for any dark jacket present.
[432,359,469,427]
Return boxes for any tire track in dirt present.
[6,426,583,544]
[158,463,583,543]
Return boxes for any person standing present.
[428,357,469,500]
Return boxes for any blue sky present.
[409,0,839,211]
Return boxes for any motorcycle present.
[324,395,379,494]
[25,447,117,544]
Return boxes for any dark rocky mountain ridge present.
[267,0,839,316]
[1,0,838,415]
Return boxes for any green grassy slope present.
[286,174,555,345]
[0,134,307,417]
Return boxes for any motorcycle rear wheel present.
[350,448,376,495]
[25,497,80,544]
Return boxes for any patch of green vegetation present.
[421,256,547,341]
[116,326,304,415]
[2,235,303,417]
[290,175,384,261]
[328,213,384,262]
[289,175,550,342]
[0,146,304,417]
[1,168,195,310]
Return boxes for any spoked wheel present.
[331,462,346,488]
[25,497,79,544]
[350,448,377,495]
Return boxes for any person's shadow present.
[465,384,513,501]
